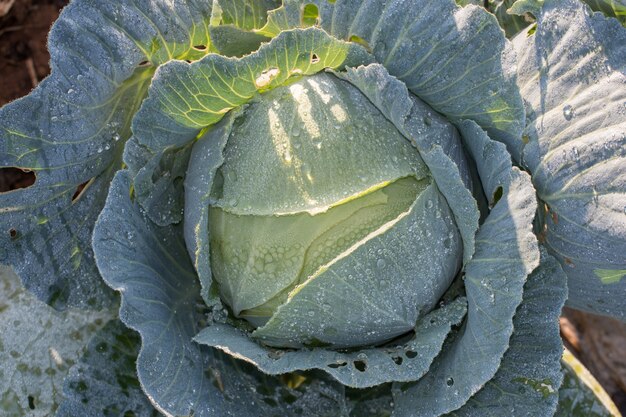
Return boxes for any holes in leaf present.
[327,361,347,369]
[302,3,319,26]
[310,53,320,64]
[255,67,280,88]
[73,380,88,392]
[0,167,36,193]
[392,356,403,365]
[48,285,68,309]
[193,45,207,51]
[490,186,503,207]
[446,377,455,387]
[72,178,95,204]
[353,360,367,372]
[137,60,151,67]
[28,395,35,410]
[267,349,285,360]
[405,350,417,359]
[9,228,18,239]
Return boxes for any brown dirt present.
[1,0,625,413]
[0,0,67,106]
[562,308,626,412]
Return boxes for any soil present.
[1,0,625,413]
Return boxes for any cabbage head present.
[0,0,624,416]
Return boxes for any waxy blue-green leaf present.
[94,171,352,417]
[556,349,622,417]
[393,120,539,416]
[184,113,239,307]
[196,298,466,388]
[94,171,243,416]
[256,0,525,160]
[0,0,215,309]
[446,250,568,417]
[0,266,111,416]
[511,0,626,320]
[56,320,158,417]
[126,27,372,226]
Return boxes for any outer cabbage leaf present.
[0,266,111,416]
[512,0,626,319]
[391,120,539,416]
[445,250,568,417]
[257,0,525,160]
[93,171,351,417]
[457,0,533,38]
[0,0,215,309]
[556,349,623,417]
[56,320,158,417]
[196,299,466,388]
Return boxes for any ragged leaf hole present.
[327,361,347,369]
[353,360,367,372]
[255,67,280,88]
[193,45,207,51]
[310,53,320,64]
[0,167,36,193]
[9,228,18,239]
[28,395,35,410]
[72,178,95,204]
[405,350,417,359]
[392,356,403,365]
[137,60,151,67]
[490,186,503,207]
